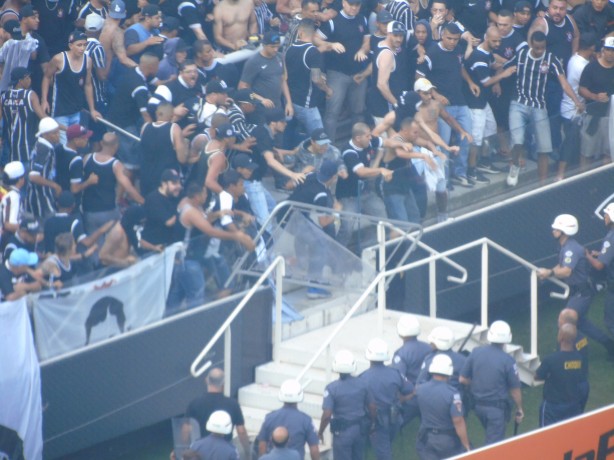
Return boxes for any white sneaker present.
[507,165,520,187]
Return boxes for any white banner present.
[32,243,180,361]
[0,298,43,460]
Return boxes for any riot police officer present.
[318,350,376,460]
[416,326,466,392]
[257,380,320,460]
[190,411,240,460]
[415,354,471,460]
[585,203,614,353]
[537,214,614,357]
[459,321,524,445]
[360,338,413,460]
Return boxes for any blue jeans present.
[244,180,276,231]
[292,104,323,135]
[324,70,367,142]
[383,192,421,224]
[166,259,206,314]
[203,255,232,290]
[437,105,472,178]
[56,112,81,145]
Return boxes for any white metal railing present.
[295,236,569,382]
[190,256,285,393]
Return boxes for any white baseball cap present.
[36,117,60,137]
[3,161,25,180]
[414,77,436,92]
[85,13,104,31]
[604,36,614,49]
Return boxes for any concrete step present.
[239,383,324,420]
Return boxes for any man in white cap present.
[27,117,62,219]
[0,161,26,249]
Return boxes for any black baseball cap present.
[262,31,281,45]
[160,168,181,183]
[232,153,258,171]
[69,30,87,43]
[215,123,236,139]
[141,4,161,16]
[20,5,37,19]
[161,16,180,31]
[376,10,393,23]
[206,80,228,95]
[387,21,406,35]
[514,1,532,12]
[310,128,331,145]
[20,215,42,233]
[57,191,76,208]
[10,66,30,85]
[232,88,256,105]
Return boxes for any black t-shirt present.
[318,11,370,76]
[463,46,494,109]
[0,262,15,300]
[196,62,240,94]
[32,0,78,56]
[4,233,37,262]
[121,205,147,252]
[108,67,152,127]
[27,32,51,96]
[142,190,179,246]
[418,41,468,106]
[185,392,245,441]
[535,350,587,404]
[579,59,614,117]
[43,213,86,254]
[457,0,489,38]
[249,125,274,182]
[393,91,421,131]
[336,137,384,199]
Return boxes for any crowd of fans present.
[0,0,612,307]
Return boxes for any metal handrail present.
[224,200,421,288]
[296,237,569,382]
[190,256,285,379]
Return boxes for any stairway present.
[237,307,539,456]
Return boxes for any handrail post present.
[429,260,437,318]
[224,327,231,396]
[481,241,489,328]
[377,222,387,335]
[530,269,538,356]
[274,259,285,364]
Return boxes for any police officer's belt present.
[330,417,363,432]
[423,428,456,436]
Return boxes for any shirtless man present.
[99,0,138,70]
[213,0,257,52]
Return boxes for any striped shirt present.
[86,38,107,104]
[507,47,564,109]
[1,88,38,164]
[254,2,274,35]
[386,0,414,32]
[77,2,108,20]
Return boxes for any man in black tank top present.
[139,102,193,196]
[367,21,408,124]
[40,31,101,144]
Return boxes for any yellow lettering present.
[564,361,581,370]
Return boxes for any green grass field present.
[77,294,614,460]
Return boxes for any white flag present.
[0,297,43,460]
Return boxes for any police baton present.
[514,420,519,436]
[457,323,477,355]
[80,109,142,142]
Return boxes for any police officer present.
[190,411,240,460]
[392,315,431,426]
[534,323,588,427]
[537,214,614,357]
[257,380,320,460]
[416,326,466,392]
[318,350,376,460]
[558,308,589,411]
[415,354,471,459]
[459,321,524,445]
[360,338,413,460]
[586,203,614,345]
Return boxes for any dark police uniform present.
[360,364,413,460]
[392,338,431,425]
[559,237,612,348]
[417,349,467,392]
[257,406,319,460]
[597,228,614,338]
[415,380,466,460]
[535,349,587,426]
[460,344,520,445]
[190,434,239,460]
[322,375,373,460]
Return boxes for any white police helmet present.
[427,326,455,351]
[487,320,512,344]
[397,315,421,337]
[365,338,390,362]
[428,353,453,376]
[603,203,614,221]
[206,410,233,435]
[332,349,356,374]
[278,379,304,403]
[551,214,578,236]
